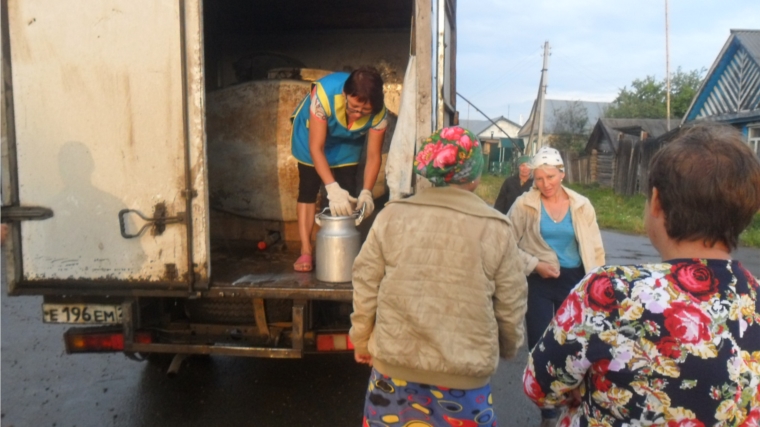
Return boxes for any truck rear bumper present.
[65,298,309,358]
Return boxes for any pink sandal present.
[293,254,313,272]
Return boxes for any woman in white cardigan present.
[507,146,605,427]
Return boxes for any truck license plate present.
[42,303,123,324]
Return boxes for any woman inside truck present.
[350,127,529,426]
[290,67,388,272]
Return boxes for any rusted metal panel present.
[7,0,205,285]
[182,0,210,287]
[206,79,311,221]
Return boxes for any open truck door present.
[1,0,456,364]
[435,0,457,128]
[2,0,209,297]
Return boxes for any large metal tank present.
[206,79,311,221]
[206,75,402,226]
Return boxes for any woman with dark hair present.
[290,67,387,271]
[523,123,760,426]
[350,127,528,426]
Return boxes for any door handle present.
[118,202,184,239]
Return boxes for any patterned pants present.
[362,368,497,427]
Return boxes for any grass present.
[475,174,505,207]
[565,183,646,235]
[476,174,760,248]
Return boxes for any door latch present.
[118,202,185,239]
[1,205,54,222]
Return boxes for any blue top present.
[290,72,387,167]
[540,203,581,268]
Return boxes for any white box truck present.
[1,0,457,369]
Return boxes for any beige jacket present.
[507,186,605,275]
[349,186,528,389]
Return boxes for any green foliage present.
[669,68,704,118]
[549,101,590,154]
[475,174,505,205]
[566,183,646,234]
[476,179,760,248]
[741,213,760,248]
[567,183,760,248]
[605,67,705,119]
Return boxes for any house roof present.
[683,29,760,123]
[518,99,611,137]
[458,119,489,134]
[460,116,521,137]
[585,118,679,154]
[474,116,521,136]
[735,29,760,61]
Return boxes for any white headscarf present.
[531,147,564,171]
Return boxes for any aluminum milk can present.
[314,205,365,283]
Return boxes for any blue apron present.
[290,72,387,167]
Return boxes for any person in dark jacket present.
[494,155,533,214]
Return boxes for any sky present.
[455,0,759,125]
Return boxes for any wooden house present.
[585,118,678,188]
[682,29,760,154]
[460,117,522,174]
[517,99,610,154]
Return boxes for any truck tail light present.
[64,330,152,353]
[316,333,354,352]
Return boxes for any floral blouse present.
[523,259,760,427]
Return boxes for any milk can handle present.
[354,203,366,226]
[314,207,330,226]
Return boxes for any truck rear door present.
[436,0,457,128]
[2,0,209,295]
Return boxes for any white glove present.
[325,182,357,216]
[357,189,375,217]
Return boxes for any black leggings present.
[525,265,586,350]
[297,163,358,204]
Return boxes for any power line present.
[456,92,524,156]
[550,52,626,94]
[467,48,543,98]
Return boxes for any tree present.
[605,67,704,119]
[669,68,704,118]
[549,101,590,154]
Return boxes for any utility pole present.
[535,41,551,153]
[665,0,671,130]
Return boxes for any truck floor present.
[208,239,353,301]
